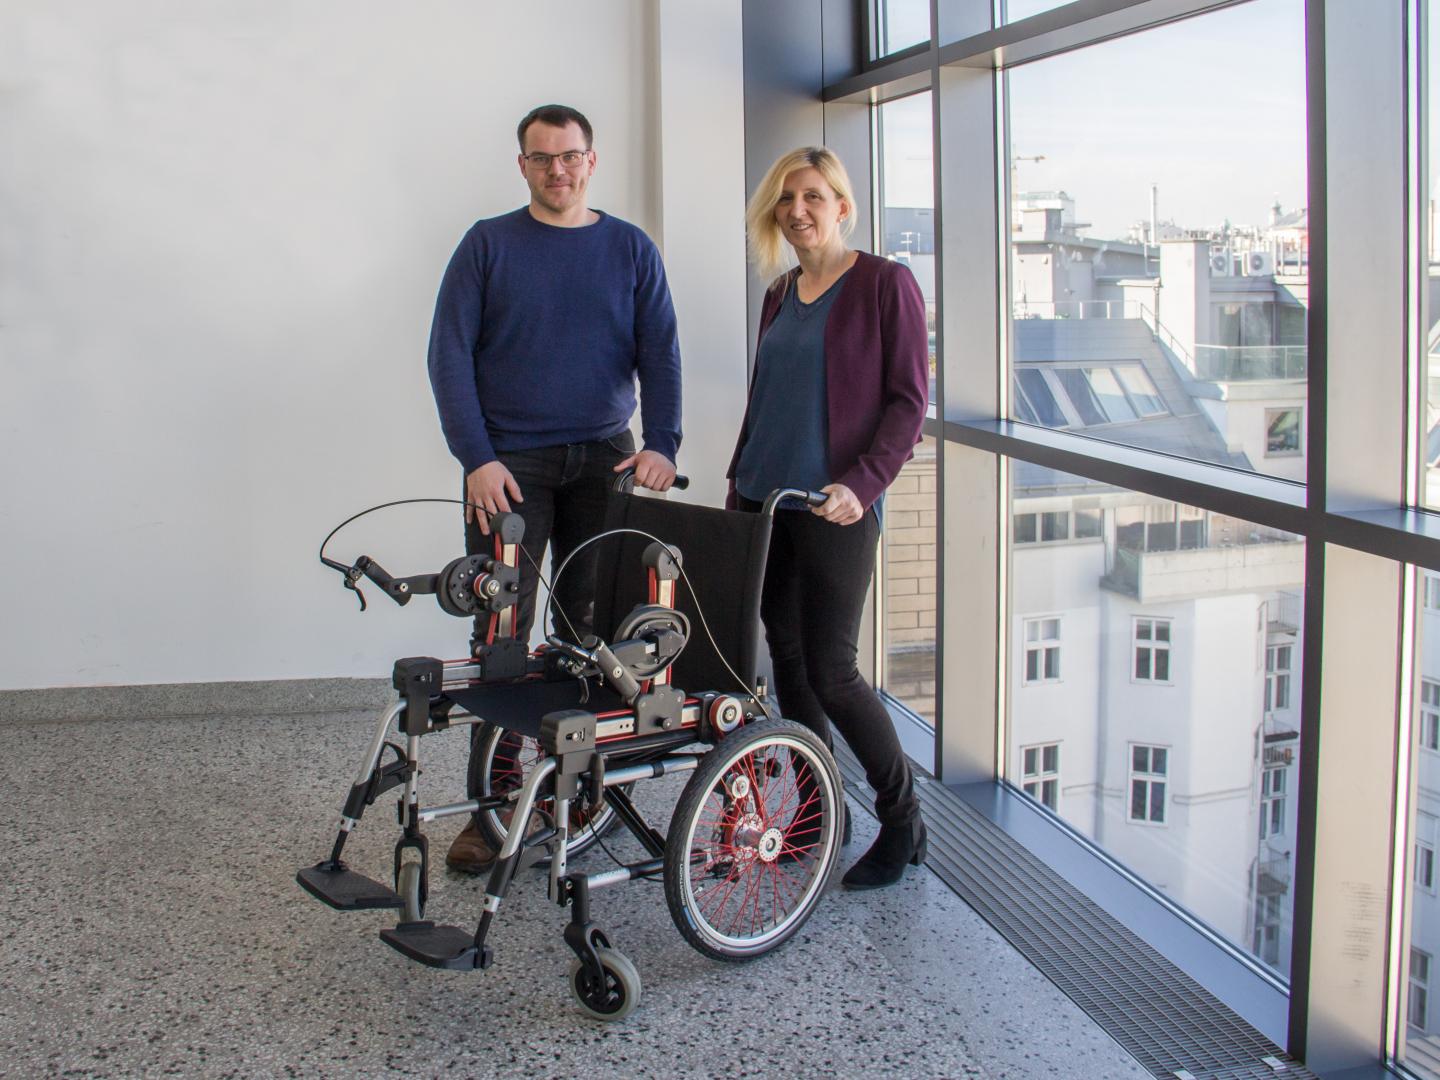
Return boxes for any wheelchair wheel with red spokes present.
[471,722,623,861]
[663,718,842,960]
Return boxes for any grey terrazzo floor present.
[0,708,1151,1079]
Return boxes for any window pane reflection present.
[1008,464,1304,976]
[878,92,936,407]
[881,434,937,723]
[1424,0,1440,510]
[875,0,928,56]
[1401,567,1440,1075]
[1004,0,1309,481]
[997,0,1069,23]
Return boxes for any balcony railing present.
[1193,344,1307,381]
[1013,299,1141,320]
[1268,590,1302,633]
[1257,853,1291,895]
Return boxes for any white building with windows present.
[1407,578,1440,1065]
[1009,472,1303,975]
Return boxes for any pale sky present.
[881,0,1310,241]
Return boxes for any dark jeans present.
[461,433,632,819]
[463,431,634,648]
[738,496,919,829]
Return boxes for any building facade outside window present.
[1265,408,1302,456]
[1022,742,1060,810]
[1260,766,1286,841]
[1253,893,1283,967]
[1425,681,1440,752]
[1133,617,1172,682]
[1023,616,1062,684]
[1266,644,1293,712]
[1129,744,1168,824]
[1414,949,1433,1033]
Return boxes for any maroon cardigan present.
[726,250,929,511]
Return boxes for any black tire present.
[568,947,641,1021]
[471,723,624,862]
[663,718,842,961]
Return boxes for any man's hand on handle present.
[614,449,677,492]
[465,460,524,535]
[812,483,864,526]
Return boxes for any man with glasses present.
[427,103,682,873]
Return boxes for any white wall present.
[0,0,748,689]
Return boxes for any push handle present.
[611,467,690,494]
[761,487,829,517]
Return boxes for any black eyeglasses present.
[521,149,591,170]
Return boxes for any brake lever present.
[344,573,367,612]
[321,556,368,612]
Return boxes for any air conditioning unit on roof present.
[1210,252,1231,276]
[1244,250,1275,276]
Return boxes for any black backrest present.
[590,494,772,698]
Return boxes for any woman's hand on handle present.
[812,483,864,525]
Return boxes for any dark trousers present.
[462,432,633,812]
[463,432,634,647]
[739,496,919,829]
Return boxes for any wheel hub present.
[731,812,767,864]
[756,827,784,863]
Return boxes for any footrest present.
[380,922,488,970]
[297,862,403,911]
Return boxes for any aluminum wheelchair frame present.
[297,483,845,1019]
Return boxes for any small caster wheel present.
[568,947,641,1021]
[396,860,425,923]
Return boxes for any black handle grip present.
[612,468,690,493]
[760,487,830,516]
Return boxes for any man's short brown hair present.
[517,105,594,150]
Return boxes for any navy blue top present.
[734,274,848,506]
[426,208,683,474]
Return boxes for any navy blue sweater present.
[427,208,683,474]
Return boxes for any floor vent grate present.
[832,744,1317,1080]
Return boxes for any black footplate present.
[297,862,403,911]
[380,922,490,970]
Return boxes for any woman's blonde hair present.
[745,146,857,283]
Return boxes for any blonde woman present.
[726,147,929,889]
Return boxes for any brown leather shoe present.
[445,820,498,874]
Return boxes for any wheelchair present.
[297,477,846,1019]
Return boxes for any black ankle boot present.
[841,817,927,890]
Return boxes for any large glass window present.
[876,95,937,729]
[879,435,937,724]
[1401,565,1440,1075]
[874,0,928,57]
[1008,468,1304,976]
[996,0,1070,23]
[878,91,936,403]
[1004,0,1309,481]
[1427,0,1440,511]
